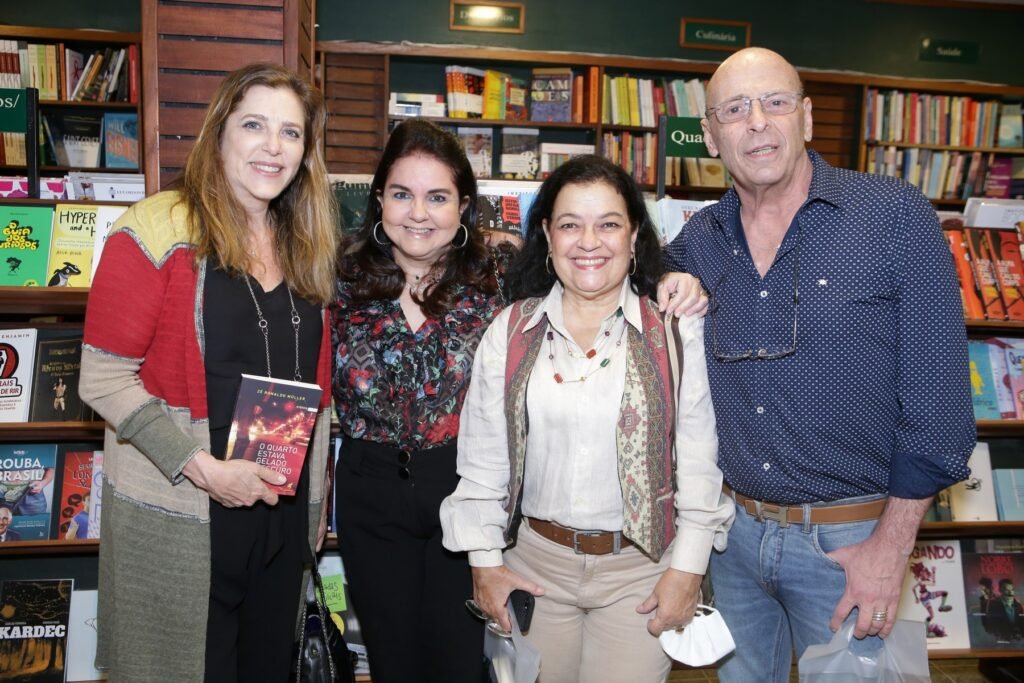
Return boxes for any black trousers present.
[335,438,485,683]
[204,494,306,682]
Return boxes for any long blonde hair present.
[180,62,337,304]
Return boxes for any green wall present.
[0,0,138,32]
[318,0,1024,87]
[3,0,1023,85]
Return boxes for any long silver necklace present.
[244,274,302,381]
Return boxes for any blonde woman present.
[81,63,337,682]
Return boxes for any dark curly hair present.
[338,119,496,317]
[506,154,664,301]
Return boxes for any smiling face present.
[0,507,11,535]
[220,84,306,216]
[377,153,469,273]
[701,48,813,194]
[543,180,637,304]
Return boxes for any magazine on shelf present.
[224,374,322,496]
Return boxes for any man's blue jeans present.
[711,498,886,683]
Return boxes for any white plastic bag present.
[798,620,930,682]
[658,604,736,666]
[484,605,541,683]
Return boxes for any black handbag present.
[293,561,356,683]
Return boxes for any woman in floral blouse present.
[332,120,705,683]
[331,120,510,683]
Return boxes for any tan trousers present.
[503,521,674,683]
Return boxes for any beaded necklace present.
[547,309,626,384]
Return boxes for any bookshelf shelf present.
[977,420,1024,438]
[919,520,1024,537]
[0,421,104,441]
[864,140,1024,155]
[965,320,1024,335]
[38,100,138,110]
[0,539,100,557]
[388,115,597,131]
[0,198,132,208]
[0,286,89,315]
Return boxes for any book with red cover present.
[987,228,1024,321]
[965,227,1008,320]
[944,228,986,320]
[53,448,93,540]
[225,374,322,496]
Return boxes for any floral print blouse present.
[331,248,511,450]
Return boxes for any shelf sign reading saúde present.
[665,117,711,158]
[680,18,751,52]
[919,39,979,64]
[0,89,27,133]
[450,1,525,33]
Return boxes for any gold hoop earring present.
[452,224,469,249]
[629,254,637,276]
[372,221,388,246]
[545,253,553,276]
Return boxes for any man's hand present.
[636,568,703,636]
[827,497,931,639]
[471,565,545,633]
[657,273,708,317]
[183,450,282,508]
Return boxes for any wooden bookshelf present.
[0,421,104,441]
[0,539,100,557]
[0,286,89,315]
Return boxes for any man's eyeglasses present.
[709,226,801,362]
[705,91,804,125]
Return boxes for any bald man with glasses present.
[663,47,974,682]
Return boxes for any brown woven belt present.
[525,517,633,555]
[723,485,887,527]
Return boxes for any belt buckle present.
[755,502,791,528]
[571,529,621,555]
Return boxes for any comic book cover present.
[29,330,92,423]
[45,205,97,288]
[896,539,970,650]
[0,204,54,286]
[961,539,1024,648]
[0,578,73,682]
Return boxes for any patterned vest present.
[501,294,680,560]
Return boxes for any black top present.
[204,266,323,459]
[203,265,323,564]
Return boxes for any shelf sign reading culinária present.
[919,39,979,64]
[450,1,525,34]
[0,89,27,133]
[679,18,751,52]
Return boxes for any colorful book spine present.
[968,340,1001,420]
[944,229,985,320]
[965,227,1007,320]
[987,228,1024,321]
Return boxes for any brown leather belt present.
[525,517,633,555]
[723,485,887,527]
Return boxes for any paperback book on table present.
[224,374,322,496]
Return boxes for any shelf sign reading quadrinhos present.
[0,89,26,133]
[450,1,525,34]
[680,18,751,52]
[665,117,710,158]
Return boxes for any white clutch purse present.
[658,604,736,667]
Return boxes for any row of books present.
[945,225,1024,322]
[0,41,137,103]
[968,338,1024,420]
[601,75,707,128]
[0,172,144,202]
[601,131,657,184]
[864,89,1020,148]
[0,580,106,681]
[866,148,1022,200]
[439,65,585,124]
[40,111,139,169]
[0,203,126,287]
[0,444,102,543]
[0,327,94,424]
